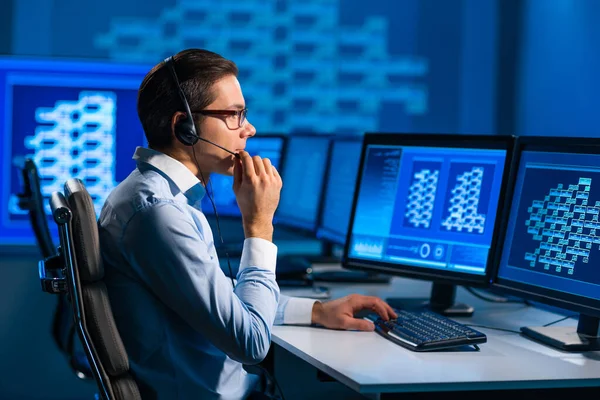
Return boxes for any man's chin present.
[214,167,235,177]
[212,157,236,177]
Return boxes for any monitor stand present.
[304,242,341,264]
[385,282,474,317]
[521,314,600,351]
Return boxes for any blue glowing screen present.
[317,138,363,245]
[0,58,147,245]
[498,150,600,301]
[348,144,507,276]
[276,136,331,232]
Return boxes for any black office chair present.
[16,158,92,379]
[40,178,141,399]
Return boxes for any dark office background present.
[1,0,599,398]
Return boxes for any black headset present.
[164,56,240,159]
[163,55,239,290]
[164,56,199,147]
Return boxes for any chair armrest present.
[39,255,67,294]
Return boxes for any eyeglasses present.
[193,108,248,130]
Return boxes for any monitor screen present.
[0,57,148,246]
[497,146,600,304]
[276,135,331,232]
[346,137,508,282]
[202,136,285,217]
[317,138,363,245]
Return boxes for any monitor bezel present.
[274,133,334,234]
[492,135,600,317]
[315,135,364,246]
[342,132,515,288]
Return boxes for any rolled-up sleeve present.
[276,295,317,325]
[121,202,279,365]
[230,239,317,326]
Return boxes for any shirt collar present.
[132,146,205,202]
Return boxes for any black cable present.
[464,324,521,334]
[464,286,531,305]
[192,146,236,289]
[193,148,285,400]
[543,313,578,327]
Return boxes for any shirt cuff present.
[283,297,317,325]
[239,238,278,273]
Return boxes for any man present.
[98,48,396,400]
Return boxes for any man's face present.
[195,74,255,176]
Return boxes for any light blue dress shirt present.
[98,147,316,400]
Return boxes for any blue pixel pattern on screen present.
[202,136,285,217]
[498,151,600,301]
[317,139,362,245]
[0,58,148,245]
[348,145,506,275]
[93,0,428,135]
[276,136,330,231]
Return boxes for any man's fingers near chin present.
[233,159,243,185]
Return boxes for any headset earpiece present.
[174,116,198,146]
[164,56,199,147]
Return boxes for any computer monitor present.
[0,56,148,246]
[343,133,514,316]
[495,136,600,351]
[276,134,332,232]
[202,135,287,217]
[316,136,363,251]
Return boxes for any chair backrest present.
[17,159,92,377]
[17,158,92,379]
[17,158,55,258]
[51,178,141,400]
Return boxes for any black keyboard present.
[364,309,487,352]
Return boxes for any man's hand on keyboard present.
[311,294,397,331]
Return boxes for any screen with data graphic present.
[317,139,363,245]
[276,136,331,232]
[0,58,147,245]
[498,151,600,301]
[202,136,285,217]
[348,145,507,276]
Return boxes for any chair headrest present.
[64,179,104,283]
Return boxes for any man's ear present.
[170,111,187,134]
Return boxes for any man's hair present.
[137,49,238,150]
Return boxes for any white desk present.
[275,274,600,398]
